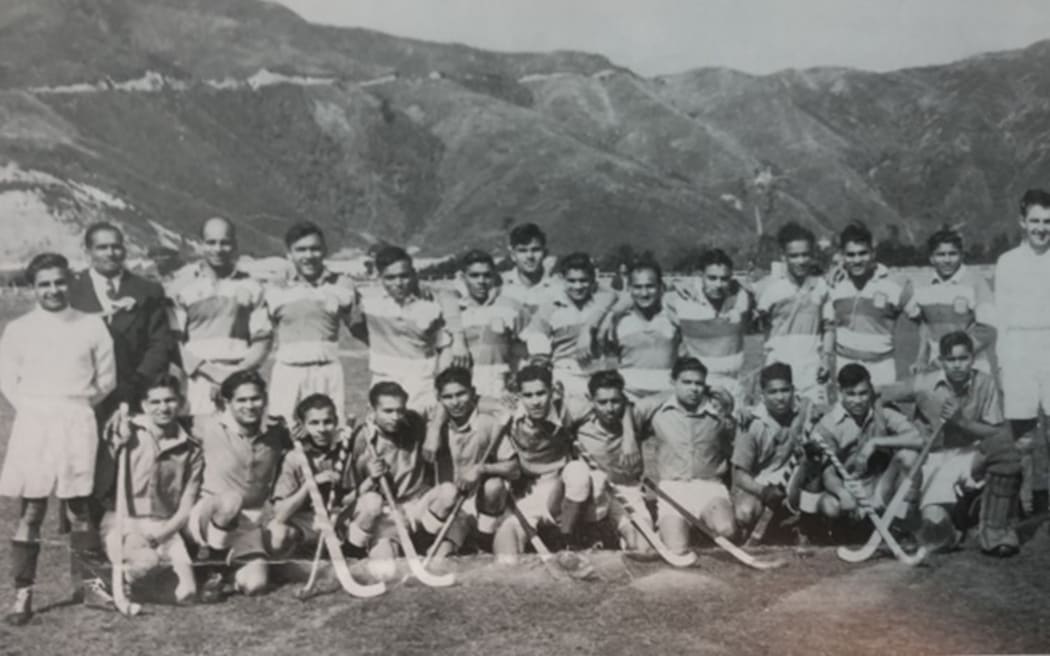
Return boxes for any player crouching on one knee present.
[102,374,203,605]
[732,363,825,543]
[879,331,1022,557]
[188,370,291,601]
[422,366,519,555]
[631,357,738,555]
[342,382,465,577]
[491,365,607,565]
[266,394,355,559]
[812,364,925,529]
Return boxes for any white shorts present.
[270,360,346,425]
[0,398,98,499]
[656,479,731,520]
[553,368,590,402]
[370,373,436,415]
[621,368,672,402]
[185,373,221,416]
[836,355,897,388]
[515,471,610,526]
[188,498,267,559]
[472,364,511,401]
[1000,360,1050,420]
[101,513,191,568]
[921,449,979,508]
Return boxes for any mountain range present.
[1,0,1048,265]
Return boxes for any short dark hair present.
[777,222,815,250]
[939,330,975,358]
[200,216,236,240]
[374,245,412,274]
[839,222,873,249]
[295,393,337,423]
[368,381,408,407]
[460,249,496,271]
[627,257,662,284]
[837,363,872,389]
[509,222,547,248]
[284,221,326,249]
[697,248,733,272]
[84,222,124,249]
[139,373,183,402]
[25,252,70,284]
[1020,189,1050,217]
[587,369,625,397]
[760,362,793,388]
[435,366,474,393]
[516,364,553,390]
[926,227,963,255]
[671,356,707,380]
[558,252,596,280]
[220,369,267,401]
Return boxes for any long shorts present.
[1000,360,1050,420]
[656,479,730,520]
[514,471,610,526]
[188,498,268,560]
[920,449,979,508]
[101,513,192,568]
[270,360,346,425]
[836,355,896,388]
[0,397,98,499]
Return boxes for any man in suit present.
[67,222,174,598]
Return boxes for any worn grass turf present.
[3,295,1049,655]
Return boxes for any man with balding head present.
[167,217,272,414]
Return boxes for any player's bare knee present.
[561,461,592,502]
[480,478,508,510]
[819,495,841,518]
[734,495,761,528]
[354,492,385,527]
[213,492,245,525]
[234,562,269,596]
[430,482,459,516]
[894,450,918,469]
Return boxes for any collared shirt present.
[566,397,640,484]
[440,409,515,480]
[455,281,528,370]
[824,264,910,361]
[265,268,356,364]
[881,368,1003,450]
[351,413,430,502]
[611,304,679,394]
[813,403,916,466]
[271,433,355,509]
[667,280,752,375]
[633,392,735,481]
[995,242,1050,357]
[522,289,615,370]
[757,272,829,365]
[499,267,563,324]
[195,413,290,509]
[904,265,993,346]
[505,404,574,478]
[0,307,116,405]
[732,400,808,476]
[114,417,203,520]
[88,268,126,316]
[167,262,271,366]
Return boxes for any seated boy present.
[879,331,1021,556]
[632,357,737,556]
[812,364,924,524]
[341,382,466,575]
[101,374,202,605]
[732,363,823,541]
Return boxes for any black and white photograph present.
[1,1,1050,653]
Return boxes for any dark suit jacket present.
[69,269,175,501]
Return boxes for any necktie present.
[106,278,119,300]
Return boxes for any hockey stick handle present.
[300,432,354,594]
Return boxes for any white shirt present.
[88,267,125,316]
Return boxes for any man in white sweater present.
[994,188,1050,516]
[0,253,116,626]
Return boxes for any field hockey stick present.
[642,477,787,570]
[293,438,387,598]
[807,435,927,566]
[836,424,942,564]
[503,495,586,581]
[572,443,697,567]
[423,420,509,568]
[298,429,357,599]
[365,440,455,588]
[111,403,142,616]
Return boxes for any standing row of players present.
[3,187,1050,622]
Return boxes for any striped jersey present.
[455,281,528,373]
[756,272,829,369]
[265,269,356,364]
[905,266,993,367]
[505,404,573,478]
[167,262,271,366]
[667,280,752,376]
[499,268,563,325]
[523,289,616,372]
[610,305,679,397]
[824,264,909,362]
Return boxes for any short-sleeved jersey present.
[824,264,910,362]
[522,289,616,371]
[881,369,1004,450]
[437,409,515,481]
[117,417,203,520]
[994,243,1050,358]
[813,403,916,471]
[633,392,735,481]
[355,285,456,384]
[499,268,563,325]
[905,265,993,350]
[667,281,752,376]
[731,400,809,477]
[504,404,574,478]
[271,433,355,511]
[610,306,679,397]
[193,414,290,509]
[455,283,529,370]
[167,263,271,366]
[757,272,829,365]
[266,269,356,364]
[565,397,641,484]
[351,413,431,502]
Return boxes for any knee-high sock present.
[11,540,40,589]
[560,499,585,539]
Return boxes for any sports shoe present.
[80,578,116,610]
[4,587,32,626]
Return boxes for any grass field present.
[1,294,1048,656]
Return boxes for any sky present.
[276,0,1050,76]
